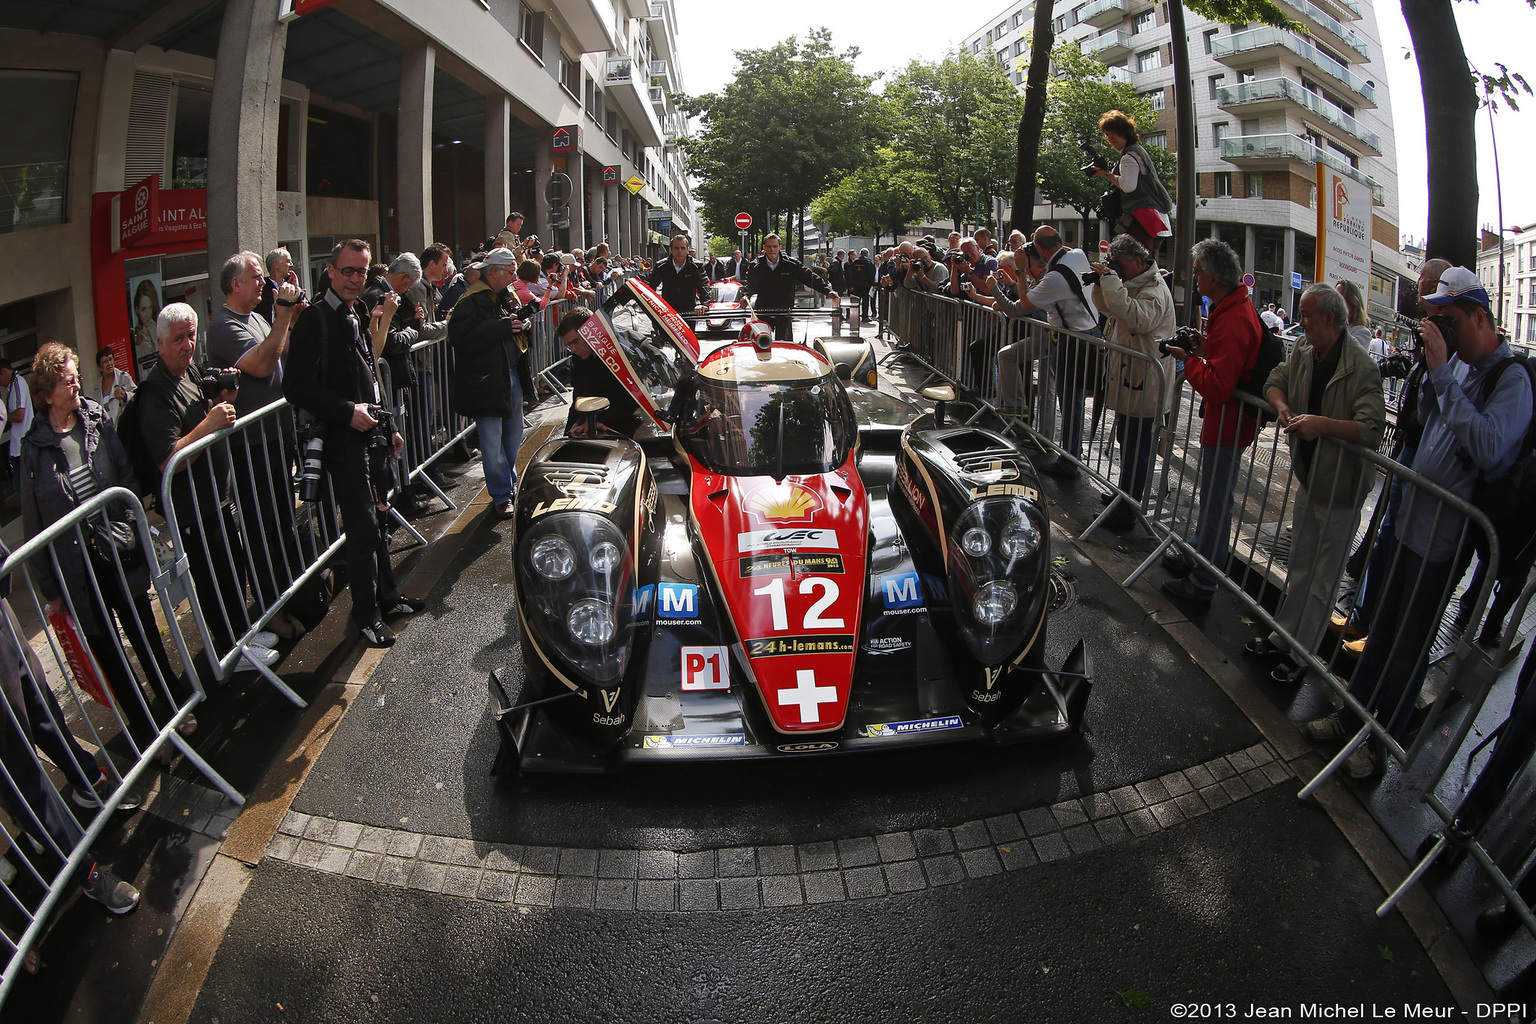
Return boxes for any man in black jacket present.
[447,246,535,520]
[849,248,876,320]
[284,239,423,648]
[828,250,847,293]
[647,235,710,314]
[743,234,838,341]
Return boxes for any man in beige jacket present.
[1249,282,1384,685]
[1089,235,1175,532]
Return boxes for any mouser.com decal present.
[880,573,924,612]
[643,734,746,749]
[866,715,964,738]
[737,529,838,552]
[657,583,701,623]
[680,646,730,690]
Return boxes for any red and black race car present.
[491,278,1090,771]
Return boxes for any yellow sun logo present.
[745,482,823,523]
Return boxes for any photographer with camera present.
[285,240,423,649]
[1159,239,1263,603]
[448,247,536,522]
[1088,235,1175,532]
[899,243,949,293]
[138,303,279,670]
[1090,110,1173,260]
[208,250,309,640]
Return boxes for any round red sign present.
[735,212,753,230]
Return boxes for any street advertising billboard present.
[1314,162,1371,311]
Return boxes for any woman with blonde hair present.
[1335,279,1373,348]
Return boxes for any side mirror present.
[922,385,956,426]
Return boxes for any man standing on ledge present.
[743,234,837,341]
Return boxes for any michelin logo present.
[881,572,923,610]
[643,734,746,749]
[866,715,963,738]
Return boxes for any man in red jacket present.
[1160,238,1263,601]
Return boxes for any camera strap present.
[1045,251,1097,332]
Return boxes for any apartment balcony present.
[1310,0,1361,23]
[562,0,619,55]
[603,56,664,148]
[1078,0,1129,29]
[1090,29,1133,62]
[1278,0,1371,61]
[1216,77,1381,154]
[645,2,678,64]
[649,59,674,93]
[1220,133,1385,205]
[1212,26,1377,107]
[1105,65,1132,85]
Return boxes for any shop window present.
[171,81,212,190]
[0,69,77,234]
[306,107,372,200]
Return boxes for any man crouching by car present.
[447,247,536,520]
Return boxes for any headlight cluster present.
[947,498,1046,664]
[520,513,636,685]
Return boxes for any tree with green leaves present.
[886,50,1024,232]
[1035,41,1173,243]
[809,149,937,246]
[680,29,884,254]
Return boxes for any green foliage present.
[886,50,1025,231]
[810,149,937,240]
[1184,0,1293,28]
[1116,988,1153,1009]
[1478,61,1532,113]
[1036,41,1175,220]
[680,29,884,242]
[708,236,735,257]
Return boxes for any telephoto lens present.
[298,435,325,503]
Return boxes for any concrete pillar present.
[397,44,436,254]
[1244,225,1257,286]
[606,183,621,251]
[206,0,289,282]
[566,156,586,251]
[533,136,553,242]
[1282,227,1297,316]
[484,93,511,246]
[626,194,640,258]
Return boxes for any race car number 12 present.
[753,577,844,631]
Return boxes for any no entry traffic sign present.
[735,212,752,230]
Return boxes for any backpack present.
[113,386,161,508]
[1234,321,1286,424]
[1466,355,1536,564]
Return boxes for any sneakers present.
[240,645,281,669]
[249,630,280,650]
[1162,576,1214,603]
[70,769,142,812]
[382,595,426,617]
[1305,712,1349,741]
[81,863,140,914]
[1344,742,1379,780]
[357,619,396,648]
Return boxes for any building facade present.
[963,0,1407,318]
[1477,224,1536,347]
[0,0,697,395]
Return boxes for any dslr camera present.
[194,366,240,401]
[1156,325,1203,357]
[1080,141,1112,178]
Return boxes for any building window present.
[1239,69,1256,84]
[1013,10,1025,27]
[1016,70,1024,85]
[1203,29,1219,54]
[996,20,1007,36]
[1142,88,1165,110]
[306,106,372,200]
[170,81,212,190]
[1246,173,1264,198]
[1530,280,1535,306]
[1215,172,1232,197]
[1054,15,1067,32]
[973,40,981,53]
[0,69,77,234]
[1209,74,1226,100]
[1213,122,1229,147]
[1137,49,1162,72]
[605,110,618,140]
[1143,131,1167,148]
[559,53,580,97]
[584,75,595,112]
[1134,10,1155,33]
[519,2,544,55]
[1014,39,1025,56]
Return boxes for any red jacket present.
[1186,285,1263,447]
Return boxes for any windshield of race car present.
[675,376,857,477]
[606,295,683,408]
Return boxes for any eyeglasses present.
[332,265,369,277]
[55,376,79,389]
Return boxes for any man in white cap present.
[1305,265,1533,778]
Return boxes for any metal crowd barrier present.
[0,487,236,1000]
[885,287,1535,940]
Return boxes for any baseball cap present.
[1421,265,1490,308]
[470,247,518,271]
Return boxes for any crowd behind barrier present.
[884,283,1536,945]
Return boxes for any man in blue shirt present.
[1307,266,1533,778]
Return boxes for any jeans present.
[1187,444,1244,593]
[477,368,524,505]
[1114,414,1156,503]
[1340,538,1455,740]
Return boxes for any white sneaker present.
[249,630,280,649]
[240,644,280,669]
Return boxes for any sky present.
[671,0,1536,244]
